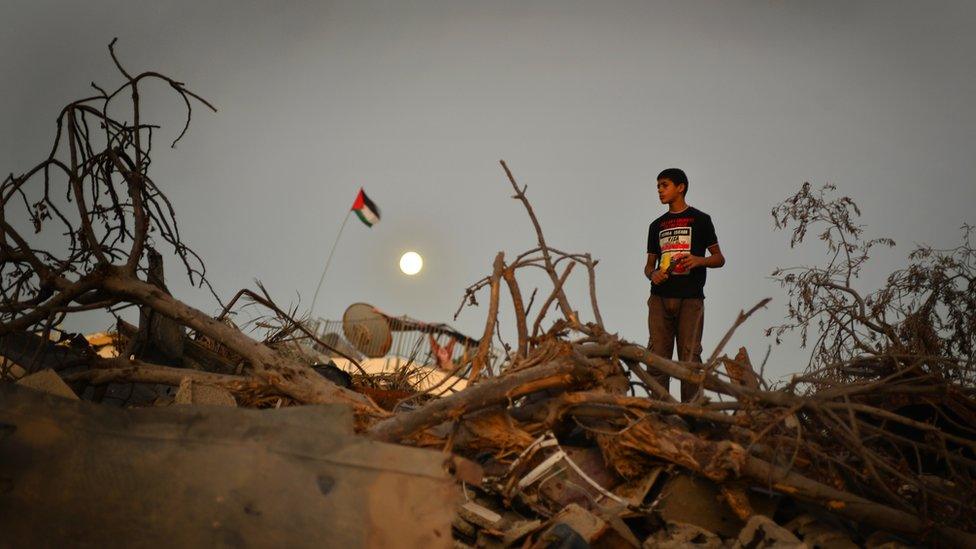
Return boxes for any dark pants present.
[647,295,704,402]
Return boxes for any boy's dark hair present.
[657,168,689,196]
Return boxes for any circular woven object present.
[342,302,392,358]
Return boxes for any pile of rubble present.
[3,49,975,547]
[4,319,968,548]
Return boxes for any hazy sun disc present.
[399,251,423,275]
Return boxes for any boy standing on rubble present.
[644,168,725,402]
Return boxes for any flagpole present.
[310,209,352,317]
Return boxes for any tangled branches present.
[368,172,976,546]
[3,45,975,546]
[769,182,975,385]
[1,41,379,415]
[1,39,217,338]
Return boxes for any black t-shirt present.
[646,206,718,299]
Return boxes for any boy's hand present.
[650,269,669,285]
[675,254,705,270]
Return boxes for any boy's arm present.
[644,253,658,280]
[705,243,725,268]
[675,244,725,270]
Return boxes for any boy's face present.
[656,178,684,204]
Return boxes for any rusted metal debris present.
[3,50,976,547]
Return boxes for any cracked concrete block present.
[16,369,78,400]
[174,377,236,406]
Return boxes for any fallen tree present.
[0,40,382,417]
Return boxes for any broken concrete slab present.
[657,473,743,538]
[546,503,608,542]
[784,514,858,549]
[458,500,503,530]
[658,473,777,538]
[174,377,236,406]
[734,515,807,549]
[16,369,78,400]
[614,466,663,508]
[0,384,458,548]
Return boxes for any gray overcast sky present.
[3,1,975,381]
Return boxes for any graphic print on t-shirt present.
[658,227,692,275]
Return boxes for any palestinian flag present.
[351,188,381,227]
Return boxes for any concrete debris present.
[16,369,78,400]
[457,501,503,530]
[452,511,479,540]
[784,514,858,549]
[540,503,607,543]
[734,515,807,549]
[501,519,543,546]
[613,467,662,508]
[658,474,774,538]
[0,384,458,547]
[174,377,237,406]
[3,304,974,549]
[4,311,972,548]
